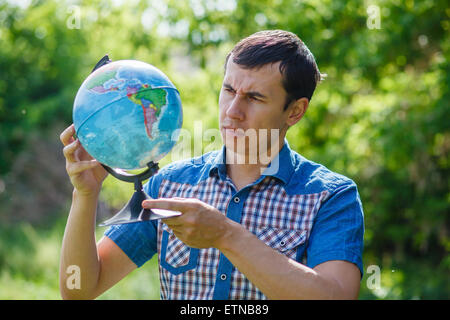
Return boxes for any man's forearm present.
[216,219,345,299]
[59,189,101,299]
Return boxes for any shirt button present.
[280,240,286,246]
[220,274,227,281]
[233,197,240,203]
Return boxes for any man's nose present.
[226,95,245,120]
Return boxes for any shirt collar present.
[208,139,296,187]
[208,145,228,180]
[260,139,295,185]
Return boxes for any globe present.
[73,60,183,170]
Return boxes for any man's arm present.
[216,218,360,299]
[59,190,137,299]
[143,198,361,300]
[59,125,136,299]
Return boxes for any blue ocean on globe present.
[73,60,183,169]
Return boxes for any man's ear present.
[286,97,309,126]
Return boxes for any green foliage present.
[0,0,448,299]
[0,218,160,299]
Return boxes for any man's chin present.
[223,135,250,150]
[223,138,258,165]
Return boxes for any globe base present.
[98,161,181,227]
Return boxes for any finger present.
[142,198,190,212]
[162,216,184,226]
[67,159,101,175]
[63,139,80,162]
[60,124,76,146]
[167,228,186,241]
[76,142,94,161]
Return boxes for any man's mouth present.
[222,126,246,137]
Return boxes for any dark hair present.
[225,30,324,110]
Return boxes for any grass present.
[0,217,160,300]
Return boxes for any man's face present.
[219,58,291,162]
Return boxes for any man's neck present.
[225,139,285,191]
[226,162,265,191]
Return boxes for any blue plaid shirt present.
[105,140,364,299]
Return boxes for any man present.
[59,30,364,300]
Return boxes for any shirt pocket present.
[256,228,307,260]
[160,225,199,275]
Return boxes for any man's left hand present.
[142,198,230,249]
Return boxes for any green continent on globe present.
[126,85,167,139]
[134,86,167,118]
[86,69,117,92]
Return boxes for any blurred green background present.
[0,0,448,299]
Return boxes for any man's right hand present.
[60,124,108,196]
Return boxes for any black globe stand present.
[98,161,181,227]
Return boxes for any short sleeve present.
[104,220,157,267]
[103,174,163,267]
[306,182,365,276]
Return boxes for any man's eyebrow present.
[247,91,267,99]
[223,83,235,91]
[223,83,267,99]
